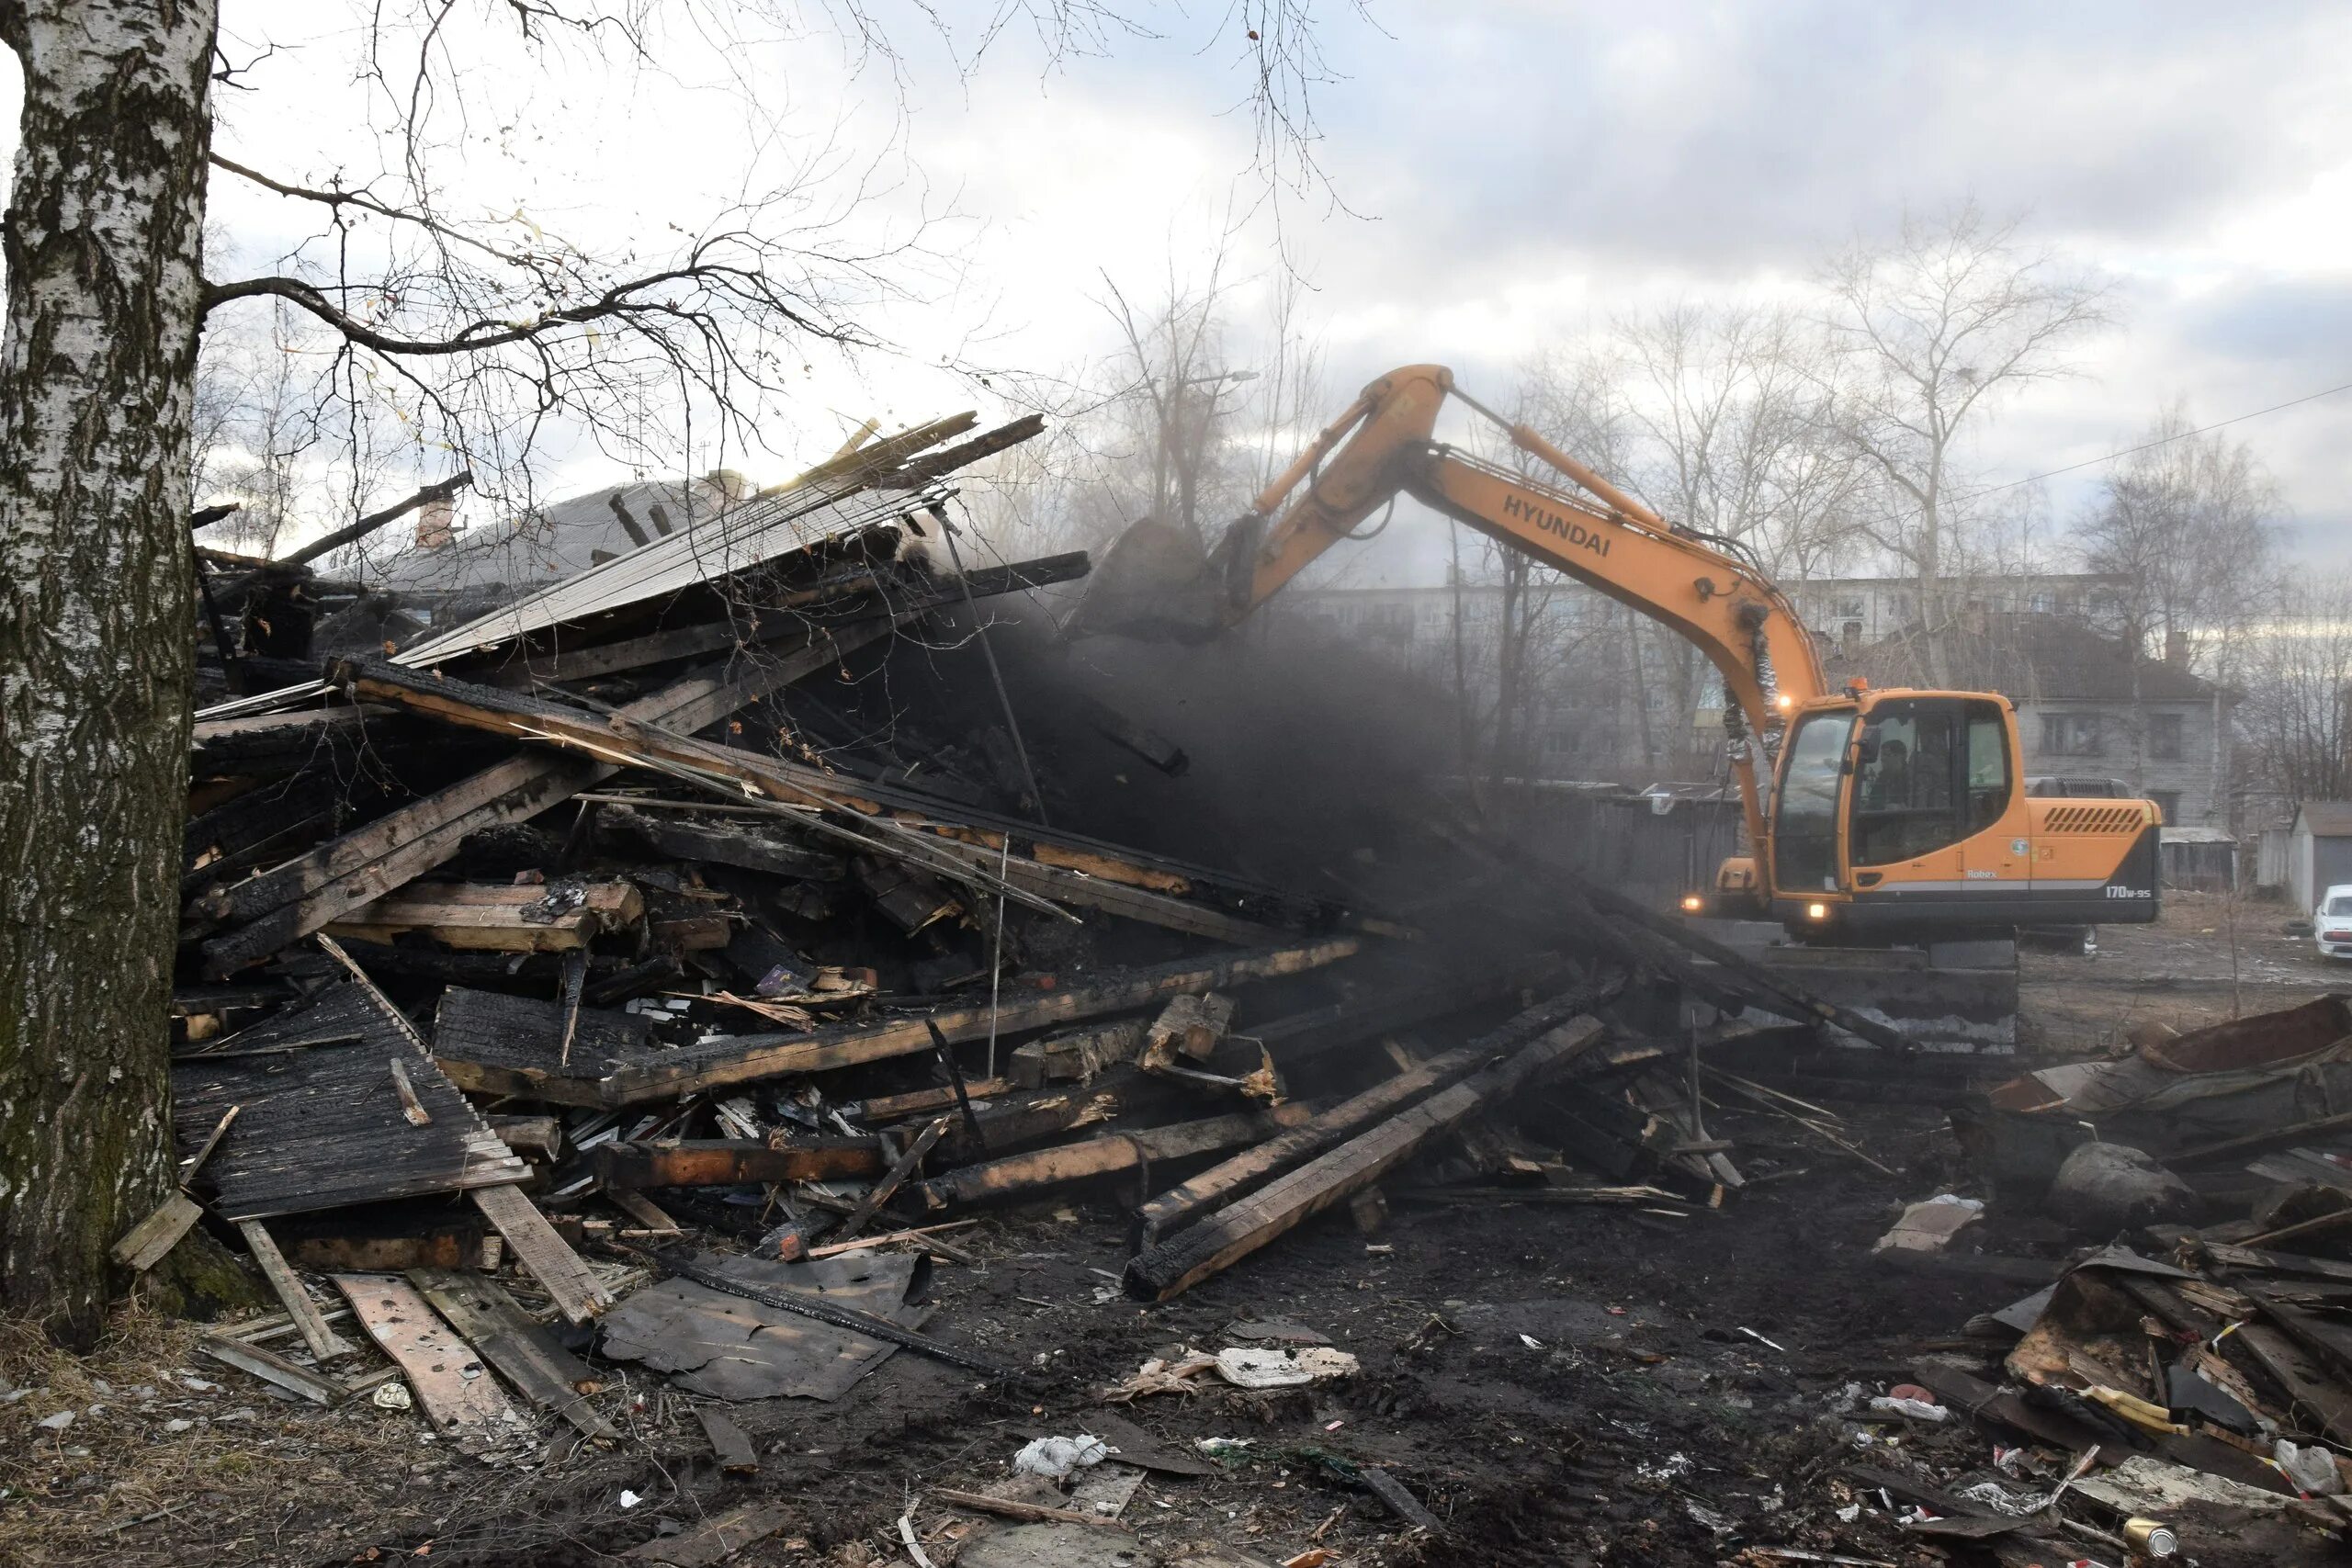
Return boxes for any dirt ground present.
[6,902,2347,1568]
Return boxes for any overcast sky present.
[5,1,2347,579]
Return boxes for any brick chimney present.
[2163,627,2190,667]
[415,497,455,550]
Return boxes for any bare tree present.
[1612,301,1868,761]
[2238,570,2352,811]
[1821,202,2112,683]
[0,0,1370,1344]
[2075,406,2278,818]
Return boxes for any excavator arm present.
[1071,364,1826,853]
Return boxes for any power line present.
[1964,374,2352,500]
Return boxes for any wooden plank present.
[2202,1242,2352,1282]
[409,1268,617,1439]
[196,1333,344,1404]
[917,1104,1315,1210]
[594,1137,884,1189]
[471,1181,614,1324]
[600,806,843,881]
[333,1274,527,1436]
[237,1220,356,1360]
[1124,1017,1606,1300]
[330,881,641,953]
[833,1119,948,1240]
[2235,1321,2352,1447]
[179,1104,242,1180]
[607,1188,683,1234]
[919,837,1283,945]
[694,1405,760,1473]
[488,1114,562,1158]
[597,939,1361,1105]
[847,1079,1012,1124]
[930,1488,1130,1530]
[387,1057,432,1125]
[623,1502,795,1565]
[1137,990,1599,1244]
[112,1192,205,1272]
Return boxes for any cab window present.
[1850,697,2011,865]
[1772,710,1854,892]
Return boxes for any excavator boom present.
[1069,365,1822,856]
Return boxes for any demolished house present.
[43,413,2346,1566]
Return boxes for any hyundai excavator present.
[1066,365,2160,1042]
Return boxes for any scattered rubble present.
[16,420,2352,1567]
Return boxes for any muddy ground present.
[6,899,2346,1568]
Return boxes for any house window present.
[2040,712,2105,757]
[1539,728,1575,758]
[2150,712,2184,761]
[2147,789,2181,823]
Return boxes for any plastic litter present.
[2276,1438,2342,1495]
[1012,1434,1111,1480]
[1869,1395,1949,1422]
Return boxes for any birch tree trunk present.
[0,0,217,1346]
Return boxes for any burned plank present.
[409,1269,616,1439]
[2235,1320,2352,1447]
[1136,1045,1490,1244]
[1064,688,1189,776]
[846,1079,1013,1125]
[1125,1016,1607,1300]
[833,1119,948,1240]
[594,1137,886,1190]
[1008,1020,1148,1088]
[431,985,657,1105]
[594,939,1361,1105]
[623,1503,796,1566]
[915,1104,1316,1211]
[693,1405,760,1474]
[1136,987,1610,1244]
[599,804,844,881]
[173,988,530,1220]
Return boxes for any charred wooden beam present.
[916,1103,1314,1210]
[593,939,1361,1105]
[594,1137,886,1190]
[1124,1015,1606,1301]
[1135,985,1606,1244]
[273,470,474,571]
[598,804,843,881]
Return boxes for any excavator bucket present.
[1061,515,1231,643]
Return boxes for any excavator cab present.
[1759,689,2160,941]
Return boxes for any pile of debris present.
[1748,992,2352,1561]
[149,411,1853,1555]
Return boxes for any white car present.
[2318,886,2352,959]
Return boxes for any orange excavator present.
[1068,364,2162,951]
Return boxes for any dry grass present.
[0,1304,495,1566]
